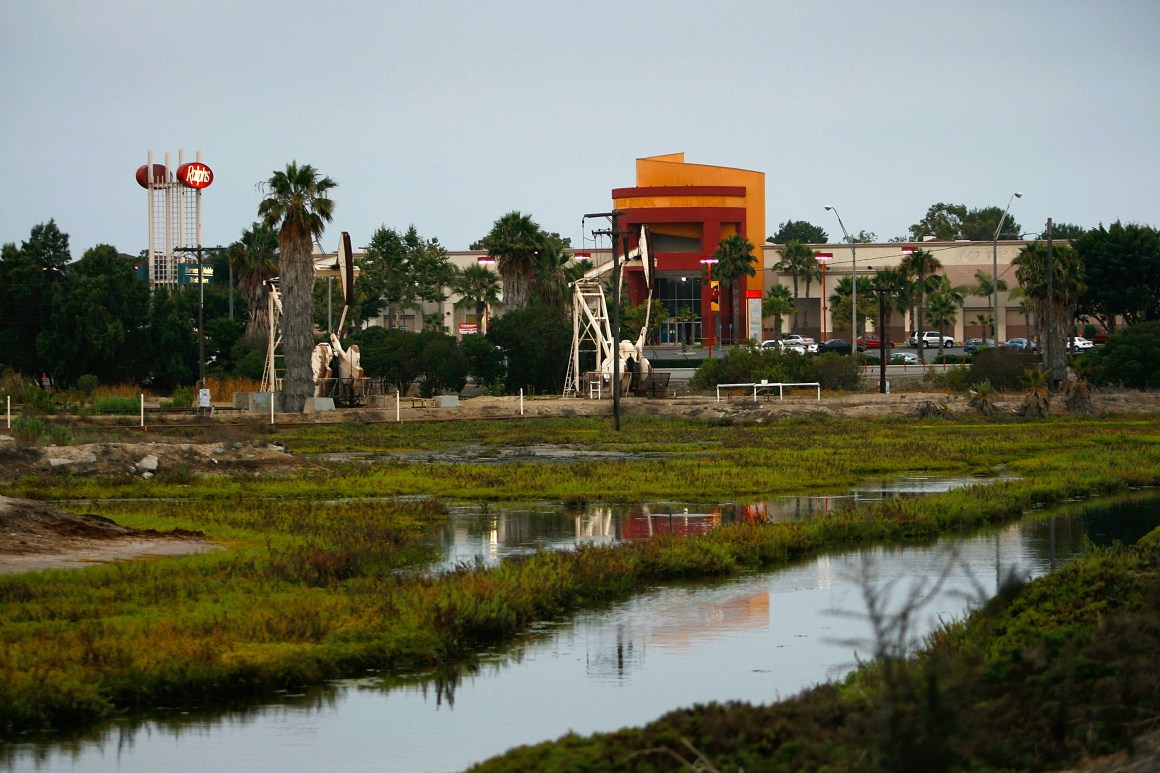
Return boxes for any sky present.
[2,0,1158,258]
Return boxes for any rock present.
[136,455,159,472]
[48,457,75,468]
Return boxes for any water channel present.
[4,490,1158,773]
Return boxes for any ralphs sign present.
[176,162,213,189]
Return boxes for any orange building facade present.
[611,153,765,346]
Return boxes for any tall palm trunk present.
[279,234,316,412]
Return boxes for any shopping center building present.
[369,152,1037,346]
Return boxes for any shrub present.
[1074,321,1160,389]
[11,416,46,446]
[812,353,860,391]
[92,396,140,415]
[688,347,826,391]
[965,348,1038,392]
[76,374,99,398]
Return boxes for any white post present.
[396,390,401,423]
[520,388,524,415]
[270,392,274,425]
[6,395,10,428]
[140,394,145,428]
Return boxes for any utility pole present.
[584,211,624,431]
[175,245,225,413]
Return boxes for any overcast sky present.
[2,1,1157,258]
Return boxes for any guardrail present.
[715,382,821,403]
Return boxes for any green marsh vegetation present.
[1,414,1159,744]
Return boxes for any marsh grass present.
[1,415,1159,739]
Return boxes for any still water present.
[4,492,1158,773]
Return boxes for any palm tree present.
[451,263,502,333]
[762,284,796,340]
[899,248,942,363]
[477,211,543,312]
[258,161,337,412]
[227,222,279,339]
[774,240,815,330]
[711,233,757,344]
[926,291,958,340]
[971,269,1007,337]
[1013,241,1085,382]
[532,237,584,309]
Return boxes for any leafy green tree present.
[452,263,502,332]
[1013,240,1085,381]
[143,287,199,391]
[359,226,410,328]
[36,244,150,387]
[0,220,71,378]
[259,162,337,412]
[768,220,828,244]
[1048,222,1087,240]
[619,297,669,345]
[414,330,468,397]
[961,206,1024,241]
[487,304,571,394]
[711,233,757,344]
[1074,321,1160,389]
[762,284,796,339]
[458,333,506,389]
[828,275,878,337]
[355,326,423,395]
[477,211,545,312]
[226,222,279,338]
[203,317,244,374]
[910,203,967,241]
[1073,221,1160,329]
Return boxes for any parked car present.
[890,352,921,365]
[1069,336,1094,351]
[1091,331,1108,344]
[962,337,996,354]
[816,338,853,355]
[857,334,886,350]
[908,330,956,348]
[761,339,808,353]
[1003,337,1038,351]
[780,334,818,353]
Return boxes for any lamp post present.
[825,206,856,358]
[700,257,718,358]
[992,192,1022,341]
[815,252,832,340]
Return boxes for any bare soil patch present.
[0,495,218,575]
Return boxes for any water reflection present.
[5,492,1157,773]
[427,474,1013,571]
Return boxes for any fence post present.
[520,388,524,416]
[140,394,145,428]
[396,390,401,423]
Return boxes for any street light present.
[815,252,833,340]
[700,257,719,358]
[992,192,1023,340]
[825,206,856,354]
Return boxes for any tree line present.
[4,177,1156,402]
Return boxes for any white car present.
[908,330,955,349]
[779,334,818,353]
[1070,336,1094,351]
